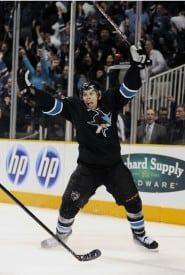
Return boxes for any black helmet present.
[79,81,102,99]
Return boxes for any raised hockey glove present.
[17,68,32,93]
[17,68,35,103]
[130,41,149,69]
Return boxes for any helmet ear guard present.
[79,81,102,99]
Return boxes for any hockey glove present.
[130,41,149,69]
[17,68,35,104]
[17,68,32,93]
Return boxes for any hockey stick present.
[94,1,131,47]
[94,2,152,69]
[0,183,101,261]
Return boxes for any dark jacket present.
[137,122,167,144]
[167,120,185,145]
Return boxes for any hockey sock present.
[56,216,74,235]
[127,210,145,237]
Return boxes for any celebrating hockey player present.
[17,42,159,250]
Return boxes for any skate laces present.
[141,236,154,245]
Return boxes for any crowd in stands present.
[0,1,184,144]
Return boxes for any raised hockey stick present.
[94,1,131,47]
[94,2,152,67]
[0,183,101,261]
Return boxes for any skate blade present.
[133,238,159,251]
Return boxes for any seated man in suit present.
[137,108,167,144]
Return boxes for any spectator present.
[35,24,59,63]
[37,2,58,34]
[55,64,70,98]
[0,51,9,97]
[151,4,172,52]
[49,54,63,92]
[103,53,120,88]
[20,2,34,41]
[117,103,131,143]
[2,77,12,98]
[16,79,41,136]
[137,108,167,144]
[124,2,150,44]
[167,104,185,144]
[0,94,11,137]
[168,9,185,67]
[112,33,130,63]
[156,106,170,127]
[44,114,66,141]
[97,27,115,63]
[40,2,68,56]
[76,52,97,82]
[85,17,100,43]
[93,65,106,90]
[0,105,9,137]
[82,2,96,19]
[3,3,13,46]
[19,46,51,91]
[0,42,12,72]
[141,39,169,78]
[170,10,185,33]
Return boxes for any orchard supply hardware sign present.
[122,154,184,193]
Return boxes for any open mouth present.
[87,102,94,109]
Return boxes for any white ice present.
[0,202,185,275]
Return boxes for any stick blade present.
[77,249,101,261]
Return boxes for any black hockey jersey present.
[34,66,141,166]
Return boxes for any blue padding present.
[120,83,137,98]
[43,98,63,115]
[130,219,144,227]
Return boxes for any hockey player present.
[17,42,159,250]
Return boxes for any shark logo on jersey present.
[87,109,111,137]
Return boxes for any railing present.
[107,63,185,114]
[140,64,185,117]
[106,63,185,143]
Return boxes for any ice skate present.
[133,234,159,250]
[41,230,72,249]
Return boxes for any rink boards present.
[0,139,184,225]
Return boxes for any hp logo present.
[36,146,60,188]
[6,144,29,185]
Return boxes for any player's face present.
[82,89,100,110]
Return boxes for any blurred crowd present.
[0,1,184,144]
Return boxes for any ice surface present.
[0,203,185,275]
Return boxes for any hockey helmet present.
[79,81,102,99]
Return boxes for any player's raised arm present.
[120,41,148,99]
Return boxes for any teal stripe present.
[43,99,63,115]
[120,83,137,98]
[130,219,144,228]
